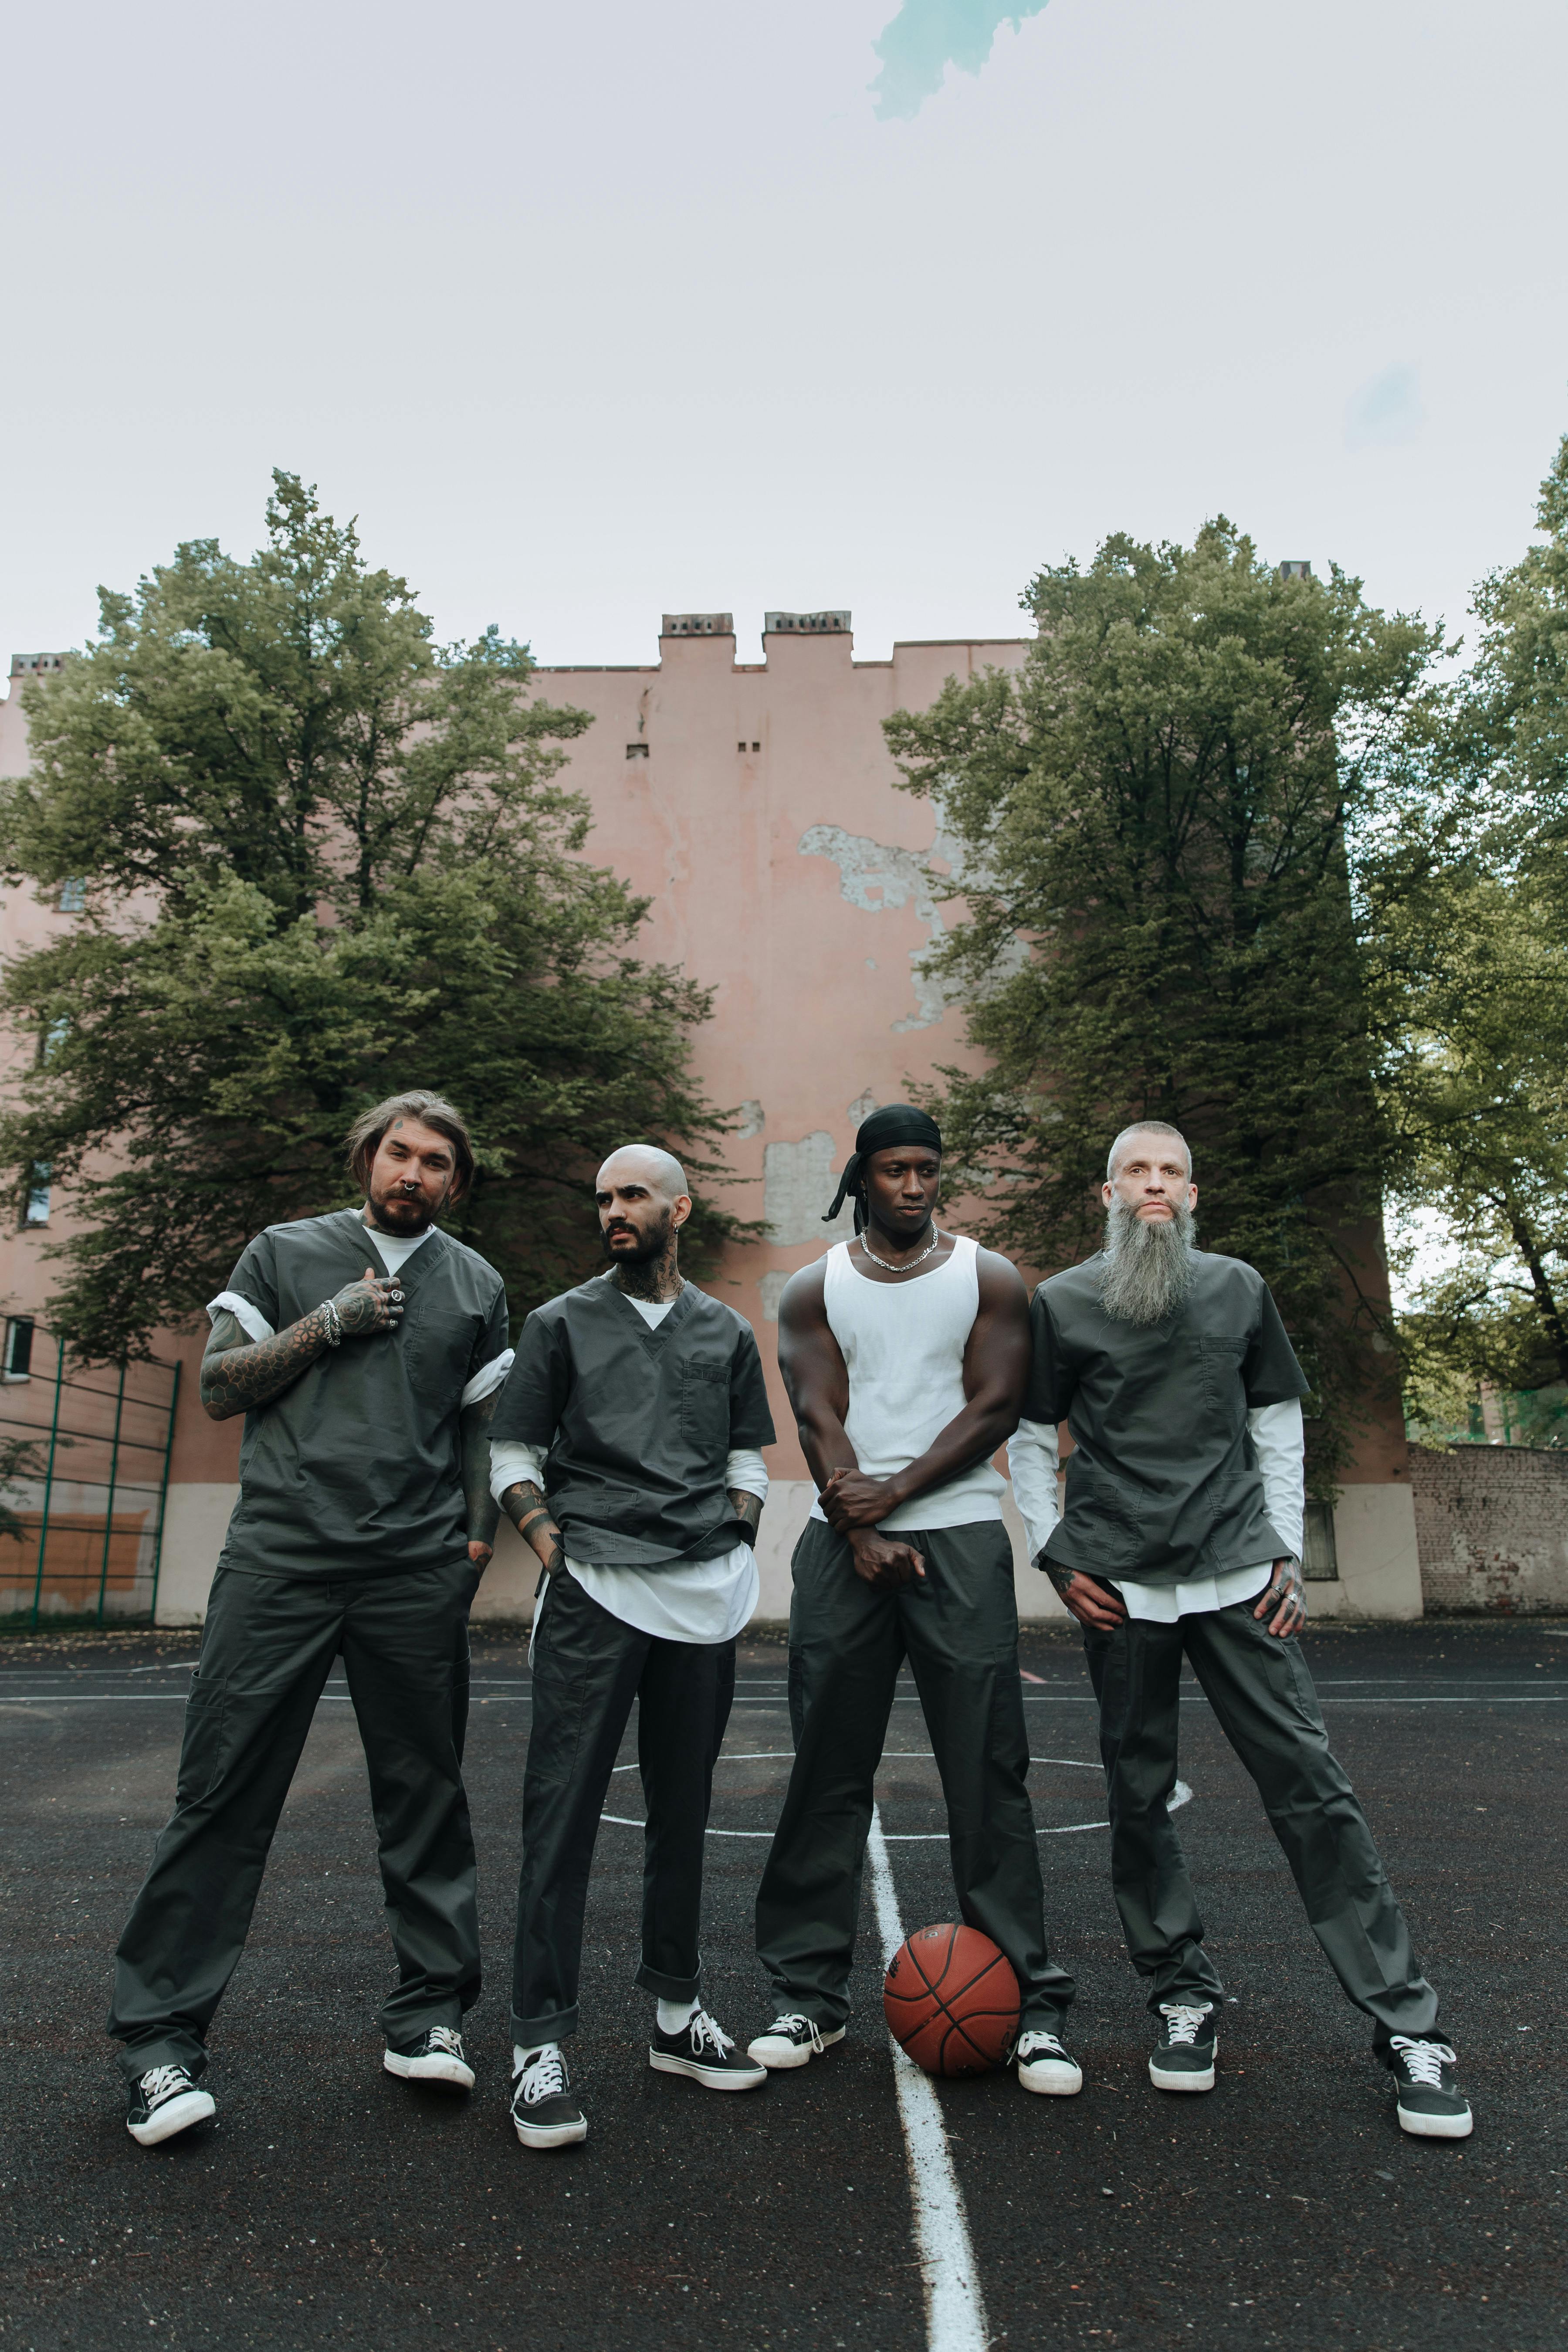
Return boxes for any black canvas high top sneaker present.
[510,2044,587,2149]
[650,2008,768,2091]
[1387,2037,1473,2139]
[1150,2002,1217,2092]
[383,2026,474,2091]
[747,2013,847,2070]
[126,2063,216,2147]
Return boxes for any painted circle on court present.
[599,1751,1192,1840]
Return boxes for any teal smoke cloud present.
[871,0,1051,119]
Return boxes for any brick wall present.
[1410,1442,1568,1613]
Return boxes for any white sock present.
[514,2040,556,2071]
[657,1997,699,2036]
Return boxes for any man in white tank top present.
[748,1106,1080,2096]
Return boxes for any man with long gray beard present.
[1007,1121,1472,2141]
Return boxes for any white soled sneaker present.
[126,2064,215,2147]
[510,2044,587,2149]
[1015,2029,1084,2096]
[1387,2037,1473,2139]
[1150,2003,1217,2091]
[747,2013,847,2071]
[383,2026,474,2091]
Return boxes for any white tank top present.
[807,1233,1006,1532]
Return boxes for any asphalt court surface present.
[2,1617,1564,2351]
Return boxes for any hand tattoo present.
[728,1489,763,1548]
[1256,1556,1307,1636]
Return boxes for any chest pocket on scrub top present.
[1198,1334,1251,1421]
[681,1358,730,1447]
[405,1307,476,1397]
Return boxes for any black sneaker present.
[650,2009,767,2091]
[383,2026,474,2091]
[1150,2002,1217,2092]
[1015,2028,1084,2097]
[1387,2037,1473,2139]
[126,2063,215,2147]
[746,2013,847,2071]
[510,2044,587,2149]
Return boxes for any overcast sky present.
[2,0,1565,676]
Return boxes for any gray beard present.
[1099,1195,1197,1325]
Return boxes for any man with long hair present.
[748,1104,1079,2096]
[489,1145,776,2150]
[110,1091,511,2146]
[1008,1120,1472,2139]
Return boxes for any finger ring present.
[390,1290,403,1303]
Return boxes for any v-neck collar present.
[345,1209,447,1297]
[598,1273,698,1348]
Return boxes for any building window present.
[1302,1500,1339,1580]
[57,878,86,913]
[23,1163,51,1227]
[3,1316,35,1380]
[626,743,649,760]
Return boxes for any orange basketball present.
[883,1922,1021,2076]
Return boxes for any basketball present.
[883,1922,1022,2076]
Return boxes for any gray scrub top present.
[1025,1250,1310,1586]
[491,1275,776,1567]
[218,1209,510,1578]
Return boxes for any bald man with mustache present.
[488,1145,777,2149]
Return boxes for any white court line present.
[865,1806,989,2352]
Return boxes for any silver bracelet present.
[320,1297,342,1348]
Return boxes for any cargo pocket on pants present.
[174,1678,229,1805]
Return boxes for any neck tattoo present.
[857,1226,943,1275]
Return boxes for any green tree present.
[1364,432,1568,1419]
[884,521,1440,1479]
[0,474,743,1358]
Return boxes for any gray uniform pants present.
[1082,1599,1439,2046]
[109,1557,482,2084]
[511,1565,735,2046]
[755,1518,1075,2034]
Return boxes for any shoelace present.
[1390,2036,1455,2087]
[1016,2032,1068,2062]
[139,2064,191,2107]
[425,2027,465,2058]
[517,2047,569,2106]
[686,2010,736,2059]
[1160,2005,1213,2047]
[769,2013,825,2055]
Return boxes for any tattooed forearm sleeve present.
[200,1307,334,1420]
[499,1480,565,1574]
[461,1393,501,1551]
[199,1270,403,1423]
[728,1489,763,1548]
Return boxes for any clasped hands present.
[820,1467,926,1590]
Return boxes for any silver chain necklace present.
[857,1226,943,1275]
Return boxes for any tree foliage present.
[0,474,744,1358]
[885,521,1441,1479]
[1361,432,1568,1417]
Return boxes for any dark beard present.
[366,1190,436,1236]
[604,1204,679,1298]
[1099,1195,1197,1325]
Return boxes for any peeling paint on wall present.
[736,1099,765,1140]
[763,1131,857,1245]
[797,825,957,1032]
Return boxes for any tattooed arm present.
[728,1490,763,1548]
[498,1481,565,1578]
[200,1267,404,1422]
[461,1391,501,1566]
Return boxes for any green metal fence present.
[0,1319,180,1625]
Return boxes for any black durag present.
[823,1104,943,1234]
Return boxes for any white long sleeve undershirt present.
[1006,1398,1305,1623]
